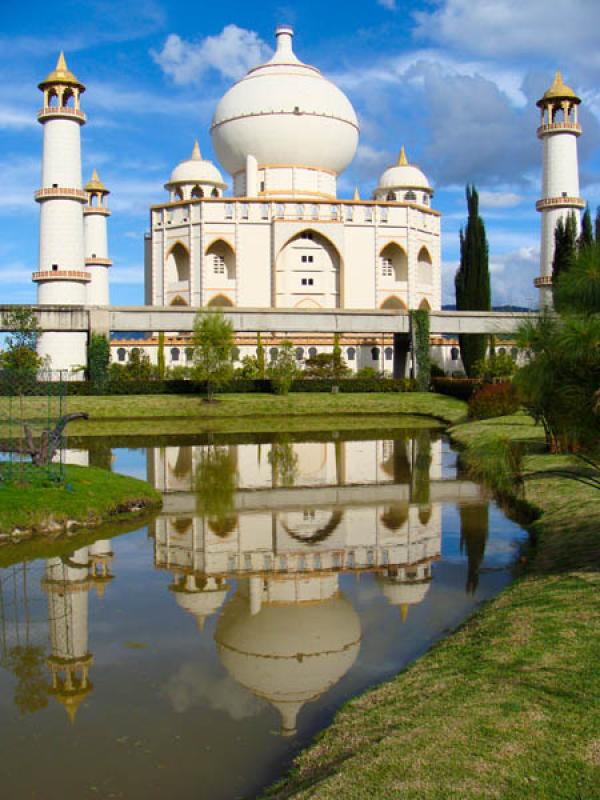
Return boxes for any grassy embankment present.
[0,392,467,437]
[262,412,600,800]
[0,464,161,539]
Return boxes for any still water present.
[0,427,527,799]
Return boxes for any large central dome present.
[210,26,359,178]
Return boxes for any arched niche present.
[380,242,408,282]
[206,239,236,281]
[166,242,190,284]
[275,229,341,309]
[380,295,408,310]
[418,298,432,311]
[417,246,433,284]
[170,294,188,306]
[208,294,234,307]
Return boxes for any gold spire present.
[191,140,202,160]
[39,51,85,91]
[57,692,86,724]
[353,186,360,201]
[537,70,580,106]
[85,169,109,194]
[398,146,408,167]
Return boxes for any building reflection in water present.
[0,433,492,730]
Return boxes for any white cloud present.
[164,661,264,719]
[414,0,600,67]
[377,0,397,9]
[0,107,36,130]
[478,191,523,209]
[153,25,272,86]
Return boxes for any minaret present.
[34,53,90,373]
[536,71,584,308]
[84,170,111,305]
[42,548,94,723]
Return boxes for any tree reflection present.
[6,645,48,715]
[268,437,299,488]
[195,446,237,536]
[460,504,489,594]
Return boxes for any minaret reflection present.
[41,539,115,722]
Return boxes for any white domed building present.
[143,26,441,343]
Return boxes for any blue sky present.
[2,0,600,307]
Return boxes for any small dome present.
[537,70,580,107]
[210,26,359,177]
[377,147,432,194]
[379,579,431,608]
[166,141,226,189]
[171,577,228,630]
[85,169,109,194]
[39,51,85,91]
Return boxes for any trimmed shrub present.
[468,382,520,420]
[432,377,480,400]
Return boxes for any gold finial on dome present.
[85,169,109,194]
[191,140,202,160]
[39,51,85,91]
[398,146,408,167]
[353,186,360,201]
[400,603,409,623]
[537,70,580,107]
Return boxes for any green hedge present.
[431,377,481,400]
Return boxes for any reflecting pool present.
[0,427,527,799]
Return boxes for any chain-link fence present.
[0,369,68,485]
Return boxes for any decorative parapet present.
[85,258,112,266]
[37,106,86,123]
[35,187,87,203]
[535,196,586,212]
[534,275,553,287]
[32,270,91,282]
[83,205,111,216]
[537,121,581,138]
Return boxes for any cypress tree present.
[579,205,593,250]
[594,206,600,244]
[552,211,577,308]
[455,185,490,376]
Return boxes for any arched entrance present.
[275,230,341,309]
[165,242,191,305]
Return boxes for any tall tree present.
[579,206,594,250]
[595,207,600,244]
[552,211,577,309]
[455,186,490,376]
[191,310,234,401]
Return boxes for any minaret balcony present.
[537,121,581,138]
[85,257,112,266]
[35,187,88,203]
[535,196,585,212]
[32,270,91,283]
[83,205,111,217]
[534,276,553,288]
[37,106,86,123]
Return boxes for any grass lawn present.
[0,392,467,437]
[0,464,161,537]
[262,413,600,800]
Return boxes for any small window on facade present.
[404,190,417,201]
[308,255,314,263]
[371,347,380,360]
[345,206,353,221]
[422,194,429,205]
[52,264,58,271]
[117,348,126,362]
[561,191,567,197]
[347,347,356,361]
[511,347,518,360]
[380,207,388,223]
[498,347,506,356]
[231,347,240,361]
[296,204,305,217]
[450,347,459,361]
[301,255,307,263]
[213,255,225,274]
[311,205,319,220]
[171,347,180,362]
[261,204,269,219]
[295,347,304,360]
[211,188,219,198]
[276,203,285,217]
[381,258,393,277]
[191,186,204,199]
[365,207,373,222]
[386,192,395,202]
[225,203,233,219]
[175,189,183,201]
[260,181,265,192]
[385,347,393,361]
[300,231,313,240]
[301,278,307,285]
[241,203,249,219]
[269,347,278,361]
[185,347,193,361]
[330,205,339,220]
[308,347,317,358]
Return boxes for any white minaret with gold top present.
[536,71,584,308]
[34,53,89,372]
[84,170,111,305]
